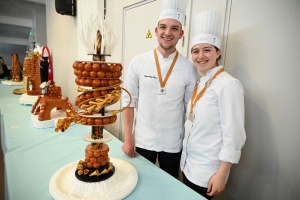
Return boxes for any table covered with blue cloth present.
[0,82,203,200]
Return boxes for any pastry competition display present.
[30,80,75,129]
[1,53,23,86]
[19,46,43,105]
[19,45,70,128]
[49,11,137,200]
[11,53,22,82]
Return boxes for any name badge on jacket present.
[158,87,166,94]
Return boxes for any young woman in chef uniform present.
[180,11,246,199]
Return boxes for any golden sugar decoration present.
[79,86,121,114]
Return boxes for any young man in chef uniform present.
[122,0,197,178]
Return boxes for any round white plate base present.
[49,158,138,200]
[31,110,74,129]
[19,93,39,105]
[83,131,113,143]
[1,80,23,85]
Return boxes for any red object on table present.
[41,46,53,84]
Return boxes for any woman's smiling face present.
[191,43,221,76]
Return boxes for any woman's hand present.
[207,162,232,196]
[206,171,227,196]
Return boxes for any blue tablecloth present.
[0,82,203,200]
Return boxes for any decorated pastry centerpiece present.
[49,11,137,200]
[19,45,52,105]
[22,45,74,128]
[54,10,129,182]
[1,53,23,86]
[30,79,75,128]
[11,53,22,82]
[23,51,41,96]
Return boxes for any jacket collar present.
[199,65,223,82]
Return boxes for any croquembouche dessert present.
[49,11,136,200]
[60,59,128,182]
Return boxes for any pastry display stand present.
[31,109,74,129]
[13,88,26,95]
[49,157,138,200]
[1,79,25,95]
[19,93,39,105]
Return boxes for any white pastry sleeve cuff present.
[122,100,137,108]
[219,146,241,164]
[121,92,137,108]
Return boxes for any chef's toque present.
[159,0,189,25]
[191,11,222,49]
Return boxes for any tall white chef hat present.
[159,0,189,25]
[191,11,222,49]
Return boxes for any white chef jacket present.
[122,50,198,152]
[180,65,246,188]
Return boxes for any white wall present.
[35,6,47,47]
[45,0,300,199]
[45,1,78,101]
[98,0,143,137]
[217,0,300,199]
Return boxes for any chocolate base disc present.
[75,163,115,183]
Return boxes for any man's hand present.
[122,140,135,157]
[122,107,135,157]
